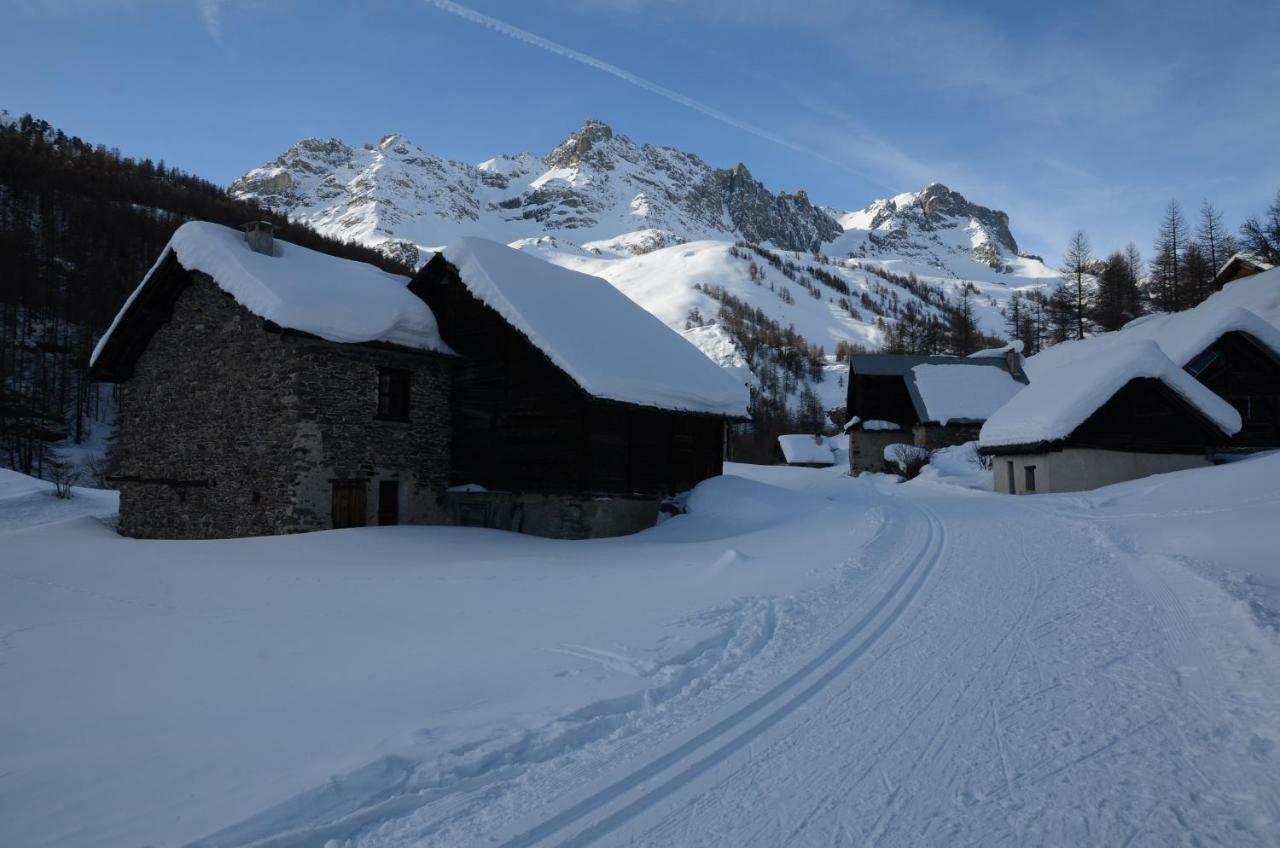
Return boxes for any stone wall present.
[115,274,450,538]
[993,448,1211,495]
[849,429,909,474]
[912,423,981,451]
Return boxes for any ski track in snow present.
[5,465,1279,848]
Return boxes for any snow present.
[777,434,836,465]
[1027,269,1280,384]
[861,419,901,430]
[442,237,750,417]
[90,221,451,368]
[3,452,1280,847]
[910,362,1025,424]
[914,441,993,490]
[968,339,1023,358]
[981,340,1242,448]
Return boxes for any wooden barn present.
[410,237,749,538]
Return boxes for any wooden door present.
[378,480,400,526]
[331,480,367,529]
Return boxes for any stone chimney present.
[1005,347,1026,381]
[242,221,276,256]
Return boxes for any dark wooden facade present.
[411,257,728,497]
[1184,331,1280,447]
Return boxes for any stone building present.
[91,223,748,540]
[90,221,456,538]
[844,348,1027,474]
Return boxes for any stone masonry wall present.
[115,273,450,538]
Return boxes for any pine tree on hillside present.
[1196,201,1230,279]
[1181,242,1213,307]
[1058,229,1094,340]
[1149,200,1189,312]
[1239,188,1280,266]
[946,284,979,355]
[1091,250,1143,331]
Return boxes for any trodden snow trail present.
[184,472,1280,848]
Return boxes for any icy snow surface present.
[444,237,749,416]
[3,456,1280,847]
[91,221,451,367]
[980,340,1242,448]
[910,362,1025,424]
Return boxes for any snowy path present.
[2,462,1279,847]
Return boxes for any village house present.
[1212,251,1274,289]
[982,269,1280,494]
[979,341,1242,494]
[844,348,1027,474]
[410,237,749,538]
[91,223,749,540]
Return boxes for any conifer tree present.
[1059,229,1094,340]
[1196,201,1229,278]
[1239,188,1280,265]
[1149,200,1189,312]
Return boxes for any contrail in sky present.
[422,0,884,184]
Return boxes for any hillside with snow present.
[231,121,1060,417]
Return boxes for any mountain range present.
[230,119,1061,417]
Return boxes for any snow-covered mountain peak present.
[834,182,1021,270]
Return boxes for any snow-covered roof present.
[968,339,1024,358]
[910,363,1026,426]
[1026,295,1280,383]
[979,340,1241,450]
[778,435,836,465]
[847,353,1027,426]
[439,237,750,417]
[91,221,451,372]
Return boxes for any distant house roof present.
[847,353,1028,427]
[1212,251,1274,288]
[91,221,452,380]
[778,434,836,466]
[427,237,751,418]
[979,340,1241,451]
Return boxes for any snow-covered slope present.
[231,120,1060,414]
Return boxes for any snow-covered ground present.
[2,456,1278,847]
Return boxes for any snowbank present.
[91,221,452,367]
[443,237,750,417]
[980,340,1241,449]
[910,362,1025,425]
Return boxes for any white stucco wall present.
[992,449,1212,495]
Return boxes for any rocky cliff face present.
[230,119,845,263]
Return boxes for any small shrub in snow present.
[885,444,932,480]
[48,460,79,499]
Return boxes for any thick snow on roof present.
[778,435,836,465]
[1026,268,1280,381]
[980,340,1241,449]
[968,339,1023,358]
[911,363,1025,425]
[443,237,750,416]
[91,221,451,367]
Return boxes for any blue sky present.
[2,0,1278,263]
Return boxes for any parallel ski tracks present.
[496,501,949,848]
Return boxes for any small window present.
[1024,465,1037,493]
[1006,461,1015,493]
[377,367,411,420]
[1185,348,1220,377]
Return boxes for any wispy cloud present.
[197,0,224,43]
[422,0,896,188]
